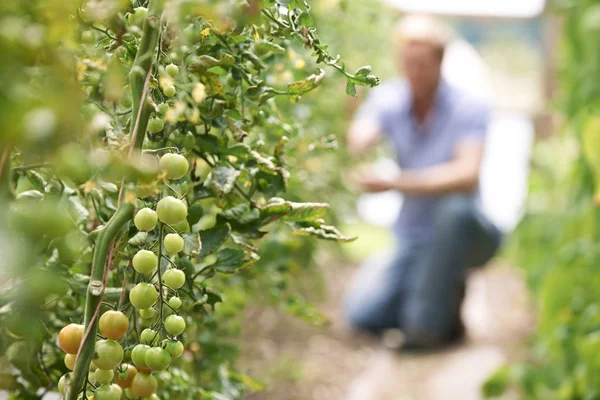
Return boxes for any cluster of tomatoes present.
[57,152,192,399]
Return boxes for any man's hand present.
[351,164,396,193]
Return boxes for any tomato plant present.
[0,0,378,398]
[483,3,600,398]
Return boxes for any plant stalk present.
[67,0,164,397]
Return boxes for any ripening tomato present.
[94,369,114,385]
[144,347,171,371]
[130,372,157,398]
[163,234,184,255]
[165,315,186,336]
[114,364,137,389]
[132,250,158,275]
[134,208,158,232]
[130,282,158,309]
[58,323,84,354]
[94,340,124,370]
[64,353,76,370]
[156,196,187,225]
[159,153,189,180]
[140,329,159,346]
[162,268,185,289]
[99,310,129,340]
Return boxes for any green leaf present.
[287,220,356,242]
[298,10,313,27]
[200,224,231,257]
[259,198,293,224]
[255,170,286,197]
[210,247,259,274]
[287,68,325,96]
[205,166,240,197]
[183,232,203,257]
[186,203,204,226]
[204,287,223,311]
[15,190,44,201]
[128,231,148,247]
[346,81,357,97]
[283,201,329,221]
[354,65,372,77]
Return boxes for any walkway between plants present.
[240,261,534,400]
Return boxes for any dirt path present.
[239,261,534,400]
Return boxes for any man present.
[344,15,503,349]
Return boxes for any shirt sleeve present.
[458,100,491,143]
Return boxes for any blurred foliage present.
[483,1,600,398]
[0,0,381,399]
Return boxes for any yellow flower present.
[201,27,211,41]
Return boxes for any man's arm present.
[358,138,484,195]
[347,119,381,155]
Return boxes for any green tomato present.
[132,250,157,275]
[169,51,181,63]
[81,30,95,44]
[168,297,182,310]
[58,373,70,394]
[163,85,176,98]
[163,234,184,255]
[159,153,189,180]
[127,7,148,27]
[157,102,169,115]
[144,347,171,371]
[143,394,160,400]
[140,329,160,346]
[95,383,121,400]
[165,315,186,336]
[165,63,179,77]
[131,344,151,369]
[182,132,195,150]
[139,308,155,319]
[125,388,136,399]
[147,117,165,134]
[129,282,158,309]
[95,369,114,385]
[162,339,184,359]
[134,208,158,232]
[131,373,157,398]
[94,340,124,370]
[156,196,187,225]
[163,268,185,290]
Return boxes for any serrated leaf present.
[186,203,204,226]
[259,198,293,223]
[128,231,148,247]
[204,287,223,311]
[354,65,372,77]
[98,182,118,193]
[66,196,90,225]
[287,221,356,242]
[183,233,203,257]
[287,68,325,96]
[283,201,329,221]
[15,190,44,201]
[210,247,259,274]
[205,166,240,197]
[346,81,357,97]
[200,224,231,257]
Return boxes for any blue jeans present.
[344,195,503,339]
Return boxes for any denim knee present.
[435,195,474,228]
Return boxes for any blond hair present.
[394,14,453,56]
